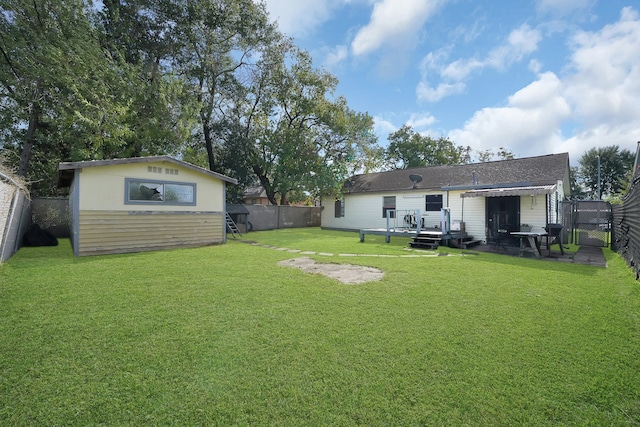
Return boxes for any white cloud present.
[417,24,542,102]
[351,0,444,56]
[564,7,640,126]
[416,81,465,103]
[263,0,342,38]
[373,116,398,142]
[406,112,437,130]
[448,72,571,157]
[487,24,542,70]
[323,45,349,70]
[448,7,640,163]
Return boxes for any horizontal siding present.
[456,193,487,243]
[520,195,549,232]
[77,210,223,256]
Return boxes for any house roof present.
[243,186,268,199]
[343,153,570,195]
[58,156,238,187]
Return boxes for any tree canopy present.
[384,125,470,169]
[576,145,634,200]
[0,0,380,202]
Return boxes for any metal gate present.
[560,200,611,247]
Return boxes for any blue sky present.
[262,0,640,165]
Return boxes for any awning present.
[461,184,557,198]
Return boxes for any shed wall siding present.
[78,162,224,212]
[77,210,223,256]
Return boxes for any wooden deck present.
[359,227,472,248]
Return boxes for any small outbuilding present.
[59,156,237,256]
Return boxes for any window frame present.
[125,178,197,206]
[382,196,396,218]
[334,198,345,218]
[425,194,443,212]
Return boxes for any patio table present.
[510,231,549,258]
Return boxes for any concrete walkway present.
[573,245,607,267]
[240,240,608,267]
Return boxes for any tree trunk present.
[18,102,41,177]
[253,165,278,205]
[203,121,215,171]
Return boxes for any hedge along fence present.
[611,173,640,279]
[0,168,30,263]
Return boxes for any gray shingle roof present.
[344,153,570,194]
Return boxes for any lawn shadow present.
[457,244,604,276]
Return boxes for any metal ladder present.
[225,213,242,238]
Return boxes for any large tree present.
[385,125,470,169]
[577,145,634,199]
[0,0,123,180]
[170,0,276,171]
[214,39,380,205]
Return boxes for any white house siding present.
[453,192,487,243]
[322,181,568,246]
[520,194,550,233]
[322,191,449,231]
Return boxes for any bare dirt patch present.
[278,257,384,284]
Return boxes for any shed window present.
[334,198,344,218]
[125,178,196,205]
[382,196,396,218]
[425,194,443,212]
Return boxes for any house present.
[58,156,237,256]
[0,167,29,262]
[321,153,571,245]
[243,186,272,205]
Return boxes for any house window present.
[125,178,196,205]
[425,194,443,212]
[334,198,345,218]
[382,196,396,218]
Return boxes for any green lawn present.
[1,228,639,426]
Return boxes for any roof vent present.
[472,171,478,185]
[409,174,423,189]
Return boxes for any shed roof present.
[58,156,238,187]
[343,153,569,194]
[227,204,250,215]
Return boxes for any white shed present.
[58,156,237,256]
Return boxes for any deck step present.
[461,239,482,249]
[409,234,441,250]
